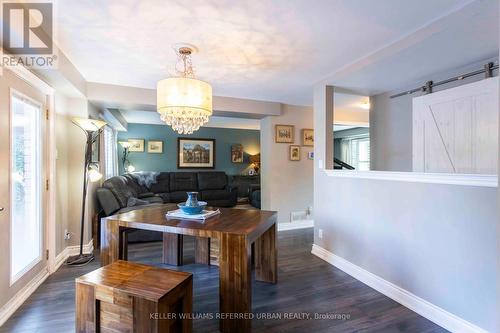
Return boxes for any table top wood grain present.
[103,204,277,243]
[76,260,192,302]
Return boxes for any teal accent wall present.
[117,123,260,176]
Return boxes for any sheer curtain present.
[103,126,118,179]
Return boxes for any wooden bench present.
[76,260,192,333]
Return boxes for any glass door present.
[10,90,44,284]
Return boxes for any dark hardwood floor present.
[0,228,447,333]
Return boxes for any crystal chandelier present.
[157,45,213,134]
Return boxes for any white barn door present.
[413,77,498,174]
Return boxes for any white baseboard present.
[278,220,314,231]
[311,244,488,333]
[0,268,49,327]
[53,239,94,272]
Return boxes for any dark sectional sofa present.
[97,171,238,242]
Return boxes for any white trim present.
[6,66,54,95]
[334,121,370,127]
[324,169,497,187]
[311,244,489,333]
[53,239,95,273]
[9,67,58,281]
[278,220,314,231]
[0,267,49,327]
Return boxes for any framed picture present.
[148,140,163,154]
[91,134,100,162]
[275,124,294,143]
[231,144,244,163]
[178,138,215,169]
[307,151,314,160]
[128,138,145,152]
[302,129,314,146]
[289,145,301,161]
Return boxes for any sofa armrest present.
[249,184,261,191]
[248,184,260,195]
[96,188,121,216]
[227,185,238,193]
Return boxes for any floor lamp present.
[66,118,107,266]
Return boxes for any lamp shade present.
[157,77,212,134]
[157,77,212,113]
[88,167,103,182]
[72,117,107,132]
[249,153,261,164]
[119,141,132,149]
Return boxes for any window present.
[341,136,370,171]
[10,91,42,283]
[103,126,118,179]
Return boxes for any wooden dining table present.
[100,204,278,333]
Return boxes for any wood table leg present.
[75,282,96,332]
[194,237,210,265]
[255,223,278,283]
[120,230,128,261]
[162,233,183,266]
[219,234,252,333]
[100,219,120,266]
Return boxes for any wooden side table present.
[76,260,192,333]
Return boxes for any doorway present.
[0,68,50,311]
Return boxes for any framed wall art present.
[275,124,294,143]
[128,138,145,152]
[147,140,163,153]
[289,145,301,161]
[302,129,314,146]
[231,144,244,163]
[178,138,215,168]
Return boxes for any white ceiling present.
[54,0,492,106]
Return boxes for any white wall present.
[261,104,314,223]
[314,83,499,332]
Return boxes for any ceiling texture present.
[55,0,498,106]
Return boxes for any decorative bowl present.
[178,201,207,215]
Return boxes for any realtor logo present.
[1,1,57,72]
[2,2,53,54]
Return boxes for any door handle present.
[0,207,4,212]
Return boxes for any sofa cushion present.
[142,196,163,204]
[103,176,135,208]
[150,172,170,193]
[123,174,149,195]
[116,203,163,215]
[169,191,189,203]
[156,192,171,203]
[201,189,232,201]
[197,172,227,191]
[127,197,150,207]
[169,172,197,192]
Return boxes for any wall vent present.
[290,210,308,222]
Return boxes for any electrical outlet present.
[318,229,323,239]
[64,230,71,240]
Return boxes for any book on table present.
[166,209,221,221]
